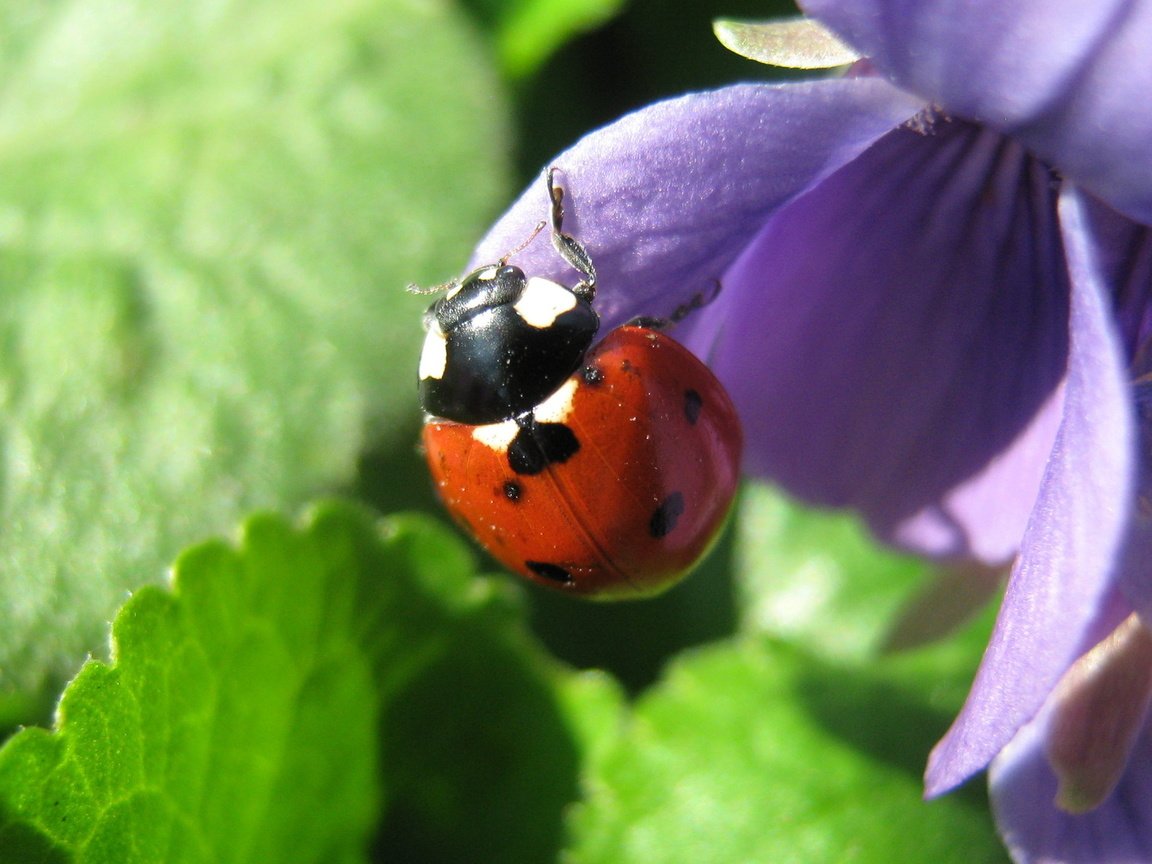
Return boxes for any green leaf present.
[375,625,609,863]
[0,0,511,695]
[735,483,943,658]
[464,0,625,79]
[0,505,521,861]
[564,638,1010,864]
[0,504,611,863]
[0,501,1010,862]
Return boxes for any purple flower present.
[464,1,1152,859]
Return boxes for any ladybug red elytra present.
[416,170,742,598]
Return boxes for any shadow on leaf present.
[373,618,580,864]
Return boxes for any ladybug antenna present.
[406,277,459,296]
[409,218,549,296]
[546,167,596,301]
[499,220,547,265]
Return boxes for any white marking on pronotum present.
[472,419,520,451]
[513,277,577,328]
[419,324,448,380]
[533,378,579,424]
[470,379,579,451]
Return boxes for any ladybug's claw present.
[624,280,725,333]
[668,279,723,324]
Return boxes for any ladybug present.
[417,170,742,598]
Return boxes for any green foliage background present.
[0,0,1012,861]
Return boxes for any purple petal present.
[925,190,1135,795]
[1077,199,1152,619]
[1079,197,1152,372]
[1119,376,1152,620]
[990,696,1152,863]
[800,0,1152,224]
[467,80,922,330]
[706,119,1069,564]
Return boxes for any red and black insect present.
[417,170,742,598]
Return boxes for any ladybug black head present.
[418,264,599,424]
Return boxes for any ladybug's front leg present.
[546,167,597,301]
[625,279,725,333]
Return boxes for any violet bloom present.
[466,1,1152,860]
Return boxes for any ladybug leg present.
[546,167,597,301]
[626,279,724,332]
[669,279,723,323]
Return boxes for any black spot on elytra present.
[684,389,703,425]
[649,492,686,538]
[527,561,573,584]
[503,480,522,502]
[507,416,580,476]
